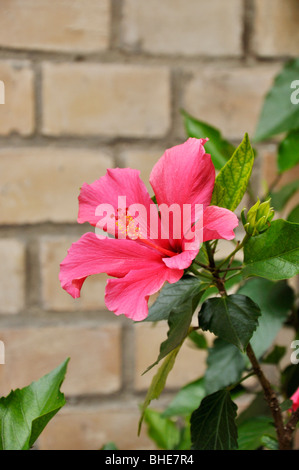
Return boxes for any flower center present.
[113,208,176,258]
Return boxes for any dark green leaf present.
[262,345,286,365]
[145,276,205,322]
[198,294,261,351]
[270,180,299,211]
[280,399,293,412]
[254,58,299,141]
[237,392,272,426]
[243,219,299,280]
[278,129,299,172]
[212,133,255,211]
[237,416,276,450]
[281,364,299,397]
[237,279,294,358]
[162,378,206,418]
[144,409,180,450]
[287,204,299,223]
[0,359,69,450]
[190,390,238,450]
[205,338,246,394]
[181,110,235,170]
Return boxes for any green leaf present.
[287,204,299,223]
[260,435,279,450]
[198,294,261,352]
[138,348,180,434]
[0,358,69,450]
[237,392,272,426]
[145,276,206,322]
[237,279,294,359]
[237,416,276,450]
[243,219,299,280]
[162,378,206,418]
[270,180,299,211]
[262,345,286,365]
[181,110,235,170]
[281,364,299,397]
[143,300,195,373]
[278,129,299,172]
[101,442,119,450]
[279,399,293,412]
[205,339,246,394]
[190,390,238,450]
[212,133,255,211]
[144,409,181,450]
[254,59,299,141]
[187,331,208,349]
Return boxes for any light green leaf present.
[205,339,246,394]
[162,378,206,418]
[212,133,255,211]
[144,409,180,450]
[0,358,69,450]
[254,58,299,141]
[278,129,299,172]
[243,219,299,280]
[138,348,180,434]
[181,110,235,170]
[237,278,294,359]
[198,294,261,352]
[190,390,238,450]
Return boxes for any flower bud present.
[241,198,274,236]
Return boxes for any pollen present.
[114,209,143,240]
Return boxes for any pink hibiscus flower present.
[59,138,238,321]
[290,387,299,413]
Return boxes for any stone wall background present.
[0,0,299,450]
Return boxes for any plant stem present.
[246,343,292,450]
[217,233,250,270]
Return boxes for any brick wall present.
[0,0,299,450]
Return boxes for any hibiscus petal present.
[162,250,198,270]
[150,138,215,211]
[59,232,164,298]
[78,168,153,229]
[105,266,183,321]
[202,206,239,242]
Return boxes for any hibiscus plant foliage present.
[1,60,299,451]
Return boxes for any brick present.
[0,60,34,135]
[0,0,110,53]
[0,325,122,396]
[121,0,242,57]
[41,236,108,311]
[0,147,113,224]
[135,323,214,390]
[38,405,154,450]
[120,147,164,195]
[182,65,280,140]
[254,0,299,57]
[42,63,170,137]
[0,239,25,314]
